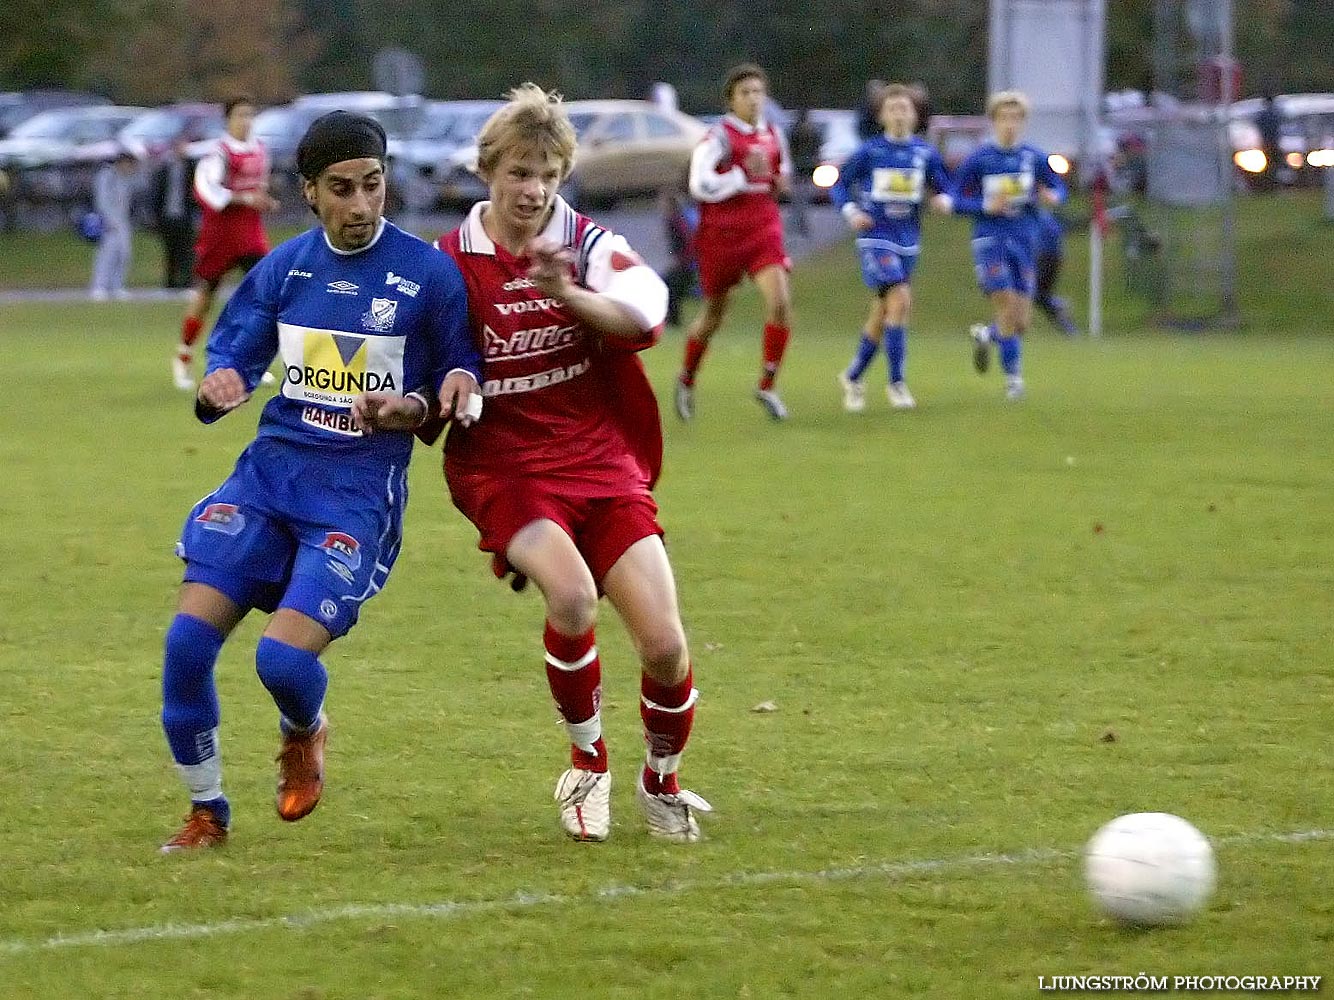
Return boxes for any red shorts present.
[194,230,268,285]
[447,472,663,584]
[695,221,791,298]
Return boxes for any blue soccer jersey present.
[202,219,481,465]
[831,134,952,255]
[178,219,481,637]
[951,141,1066,243]
[952,142,1066,296]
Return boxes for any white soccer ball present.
[1084,812,1216,926]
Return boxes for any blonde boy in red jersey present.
[676,63,794,421]
[434,84,710,843]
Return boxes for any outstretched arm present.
[526,236,666,343]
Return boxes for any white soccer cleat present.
[839,372,866,413]
[635,773,713,843]
[172,356,196,391]
[674,377,695,422]
[259,370,277,386]
[970,323,991,374]
[754,388,789,421]
[554,768,611,842]
[887,382,916,409]
[1005,376,1026,401]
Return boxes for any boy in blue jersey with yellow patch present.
[952,91,1066,400]
[159,112,483,852]
[833,83,953,412]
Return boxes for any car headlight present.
[1233,149,1267,173]
[812,164,839,188]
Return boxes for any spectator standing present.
[90,148,138,301]
[152,136,198,290]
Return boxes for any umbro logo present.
[326,280,359,295]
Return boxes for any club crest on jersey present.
[195,502,246,536]
[362,297,398,333]
[385,271,420,297]
[319,531,362,571]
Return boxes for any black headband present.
[297,111,387,180]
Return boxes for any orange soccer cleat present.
[275,713,328,822]
[160,806,229,853]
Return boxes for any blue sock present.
[883,326,906,384]
[987,322,999,342]
[997,334,1022,377]
[162,614,229,820]
[255,637,328,733]
[845,334,879,381]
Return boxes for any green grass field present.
[0,194,1331,998]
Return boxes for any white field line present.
[1,828,1329,956]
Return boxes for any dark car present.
[0,105,146,213]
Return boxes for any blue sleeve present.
[198,250,284,423]
[951,152,986,217]
[421,254,481,394]
[830,144,870,211]
[926,148,952,195]
[1035,149,1067,204]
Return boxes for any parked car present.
[119,103,224,162]
[251,93,429,213]
[0,105,146,211]
[387,99,503,210]
[440,99,706,210]
[0,90,109,138]
[1229,93,1334,186]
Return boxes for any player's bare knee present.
[638,627,689,685]
[544,580,598,635]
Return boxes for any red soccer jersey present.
[689,114,790,232]
[194,133,270,257]
[439,198,665,495]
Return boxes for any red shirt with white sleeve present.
[688,114,791,233]
[438,197,667,496]
[193,133,270,264]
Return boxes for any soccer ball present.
[1084,812,1216,926]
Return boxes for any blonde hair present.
[878,83,916,110]
[987,90,1030,119]
[475,83,578,180]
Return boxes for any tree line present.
[2,0,1329,112]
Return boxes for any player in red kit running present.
[172,96,278,390]
[433,83,710,843]
[676,63,795,422]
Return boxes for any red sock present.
[543,622,606,773]
[180,315,204,352]
[681,336,709,386]
[640,667,696,795]
[759,323,790,391]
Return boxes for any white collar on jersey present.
[219,133,263,154]
[323,217,387,256]
[460,196,579,256]
[722,113,768,135]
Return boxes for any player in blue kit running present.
[159,112,483,852]
[833,83,953,412]
[952,91,1066,400]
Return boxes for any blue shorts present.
[856,238,919,292]
[972,234,1036,297]
[176,436,407,638]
